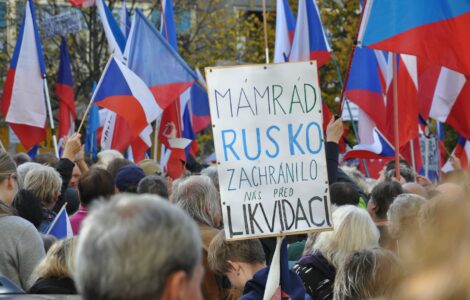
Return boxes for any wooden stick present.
[262,0,270,64]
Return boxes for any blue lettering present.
[221,130,240,161]
[265,125,280,158]
[288,123,305,155]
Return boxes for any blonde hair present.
[23,165,62,208]
[313,205,379,269]
[34,237,77,279]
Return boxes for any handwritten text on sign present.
[206,62,332,240]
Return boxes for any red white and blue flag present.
[1,0,46,150]
[274,0,296,63]
[358,0,470,76]
[190,69,211,134]
[442,136,470,173]
[69,0,95,8]
[289,0,331,67]
[344,127,395,160]
[47,204,73,240]
[56,37,76,140]
[92,57,162,139]
[96,0,126,59]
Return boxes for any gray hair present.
[312,205,380,269]
[387,193,426,240]
[385,167,415,183]
[96,150,124,169]
[23,165,62,208]
[137,175,168,198]
[17,162,41,189]
[172,175,221,227]
[333,248,401,300]
[201,166,219,191]
[74,194,202,300]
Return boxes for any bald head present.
[402,182,428,198]
[436,183,465,201]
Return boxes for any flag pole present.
[262,0,270,64]
[392,53,401,180]
[43,77,59,158]
[410,139,416,172]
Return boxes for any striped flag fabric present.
[92,57,162,139]
[56,37,76,140]
[96,0,126,59]
[358,0,470,76]
[442,136,470,173]
[343,127,395,160]
[1,0,47,150]
[289,0,331,67]
[47,204,73,240]
[274,0,296,63]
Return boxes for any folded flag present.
[47,204,73,240]
[1,0,47,150]
[57,37,76,139]
[343,127,395,160]
[358,0,470,76]
[290,0,331,67]
[274,0,296,63]
[442,136,470,173]
[92,56,162,138]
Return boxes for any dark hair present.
[106,158,132,181]
[34,153,59,168]
[330,182,360,206]
[137,175,168,198]
[12,189,43,228]
[371,182,403,219]
[385,167,415,183]
[78,168,115,207]
[385,159,410,172]
[13,153,31,166]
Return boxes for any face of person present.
[69,165,82,188]
[225,268,245,290]
[2,173,18,206]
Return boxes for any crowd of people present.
[1,119,470,300]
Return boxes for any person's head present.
[385,159,411,172]
[138,159,161,176]
[333,248,402,300]
[75,194,203,300]
[13,153,31,166]
[172,175,222,228]
[208,231,265,290]
[137,175,168,198]
[23,165,62,210]
[78,168,115,208]
[200,166,219,191]
[340,165,369,194]
[387,193,426,241]
[435,182,465,202]
[402,182,428,198]
[385,167,415,183]
[17,162,41,189]
[34,153,59,168]
[368,181,403,222]
[12,189,43,228]
[330,182,360,206]
[69,165,82,189]
[107,158,132,181]
[33,237,77,280]
[0,151,18,207]
[313,205,380,268]
[115,165,146,193]
[96,150,124,169]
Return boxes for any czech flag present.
[274,0,296,63]
[343,127,395,160]
[96,0,126,59]
[289,0,331,67]
[56,37,76,139]
[442,136,470,173]
[125,9,197,109]
[1,0,46,150]
[92,57,162,139]
[358,0,470,76]
[47,204,73,240]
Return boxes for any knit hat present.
[115,165,146,192]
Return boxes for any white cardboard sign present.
[206,61,333,240]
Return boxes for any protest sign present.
[42,10,83,38]
[206,61,333,240]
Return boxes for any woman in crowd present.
[23,165,62,233]
[333,248,402,300]
[294,205,380,299]
[0,151,45,290]
[29,237,78,294]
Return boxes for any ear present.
[160,270,188,300]
[227,260,240,274]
